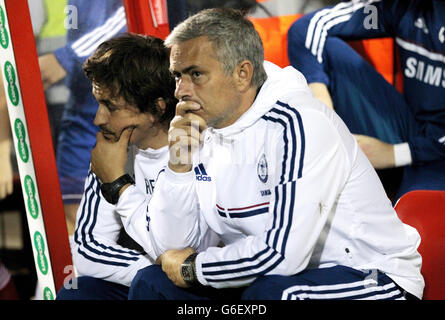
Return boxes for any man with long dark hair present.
[56,34,218,300]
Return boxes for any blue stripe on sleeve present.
[88,178,140,257]
[74,171,141,267]
[261,115,288,184]
[200,103,306,283]
[202,247,271,269]
[205,255,285,283]
[271,182,287,251]
[202,249,278,277]
[271,104,298,182]
[278,102,306,179]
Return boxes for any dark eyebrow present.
[97,98,116,110]
[171,65,200,76]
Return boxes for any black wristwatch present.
[181,252,198,287]
[100,174,135,204]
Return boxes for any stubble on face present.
[170,37,244,129]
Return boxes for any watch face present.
[181,265,193,281]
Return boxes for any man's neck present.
[217,86,259,129]
[138,125,169,150]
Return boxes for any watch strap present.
[100,173,135,204]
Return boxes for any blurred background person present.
[288,0,445,202]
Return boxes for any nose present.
[93,104,108,127]
[175,77,192,101]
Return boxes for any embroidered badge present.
[257,153,268,183]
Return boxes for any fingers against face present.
[169,101,207,167]
[91,127,133,182]
[175,100,201,116]
[118,126,135,145]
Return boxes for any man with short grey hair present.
[164,7,267,89]
[127,8,424,300]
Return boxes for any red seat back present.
[251,14,403,92]
[394,190,445,300]
[249,14,302,68]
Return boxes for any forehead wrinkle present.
[170,36,220,72]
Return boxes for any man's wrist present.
[101,170,126,183]
[100,174,135,204]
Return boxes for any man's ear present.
[155,97,166,114]
[146,98,166,124]
[234,60,254,92]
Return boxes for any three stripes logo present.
[194,163,212,182]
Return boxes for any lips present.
[101,130,115,141]
[186,102,203,114]
[187,107,203,114]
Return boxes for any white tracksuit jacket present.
[72,146,168,286]
[120,62,424,298]
[73,145,218,286]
